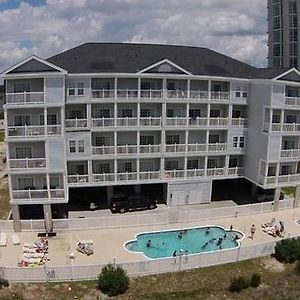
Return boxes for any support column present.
[273,187,281,211]
[251,184,258,202]
[294,185,300,208]
[107,186,114,207]
[43,204,53,233]
[11,205,21,232]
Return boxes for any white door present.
[171,191,186,206]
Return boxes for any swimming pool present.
[125,226,242,259]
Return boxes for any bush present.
[98,264,129,297]
[250,273,261,287]
[274,237,300,263]
[229,276,249,293]
[295,261,300,275]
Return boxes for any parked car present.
[110,194,157,213]
[257,189,284,202]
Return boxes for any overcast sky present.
[0,0,268,73]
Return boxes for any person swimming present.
[146,239,152,247]
[178,232,183,239]
[209,238,217,243]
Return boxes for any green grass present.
[0,177,10,219]
[0,130,4,142]
[282,186,296,197]
[1,258,300,299]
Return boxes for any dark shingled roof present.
[47,43,288,79]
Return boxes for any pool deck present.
[0,207,300,267]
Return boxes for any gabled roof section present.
[274,68,300,82]
[2,55,67,75]
[138,59,192,75]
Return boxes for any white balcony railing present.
[93,173,115,183]
[189,91,209,100]
[9,158,46,169]
[116,118,138,127]
[139,171,161,180]
[209,117,228,126]
[140,90,163,99]
[117,89,138,99]
[188,117,228,127]
[231,118,247,127]
[265,122,300,133]
[6,92,44,105]
[49,189,65,199]
[91,118,115,128]
[139,117,162,127]
[65,119,88,129]
[164,170,185,179]
[186,169,205,178]
[92,89,115,99]
[280,149,300,159]
[165,144,186,153]
[210,91,230,101]
[117,172,138,181]
[117,145,138,155]
[166,117,187,126]
[7,125,61,137]
[264,174,300,186]
[167,90,188,99]
[12,189,48,200]
[67,175,89,184]
[92,146,115,155]
[285,96,300,107]
[139,144,161,154]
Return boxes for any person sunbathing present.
[261,218,276,228]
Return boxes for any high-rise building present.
[268,0,300,68]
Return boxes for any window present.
[273,43,282,56]
[273,30,282,43]
[189,109,201,118]
[40,114,58,125]
[68,82,85,96]
[272,114,281,123]
[69,140,76,153]
[233,136,245,148]
[123,162,133,173]
[78,140,85,153]
[235,86,248,98]
[290,29,298,42]
[95,136,108,146]
[232,110,242,118]
[273,16,281,30]
[119,109,133,117]
[286,115,297,123]
[92,80,112,90]
[167,108,182,117]
[166,160,179,170]
[95,163,111,174]
[18,178,34,190]
[187,160,198,169]
[140,108,155,117]
[50,176,60,189]
[166,135,180,144]
[140,135,154,145]
[210,109,220,117]
[15,147,32,158]
[13,83,30,93]
[209,134,220,143]
[207,159,218,169]
[94,109,110,118]
[70,110,84,119]
[267,166,276,176]
[229,158,238,168]
[141,81,156,90]
[290,57,298,68]
[14,115,31,126]
[283,140,295,150]
[281,165,292,175]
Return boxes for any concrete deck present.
[0,207,300,268]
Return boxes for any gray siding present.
[47,139,66,170]
[45,77,64,104]
[272,83,285,107]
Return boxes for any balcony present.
[167,90,188,99]
[188,117,229,127]
[189,91,209,101]
[117,145,138,155]
[67,175,89,184]
[91,118,115,128]
[139,171,161,180]
[187,143,227,153]
[262,174,300,186]
[210,91,230,102]
[92,89,115,99]
[93,146,115,155]
[231,118,247,127]
[9,158,46,169]
[6,92,44,106]
[280,149,300,159]
[117,172,138,181]
[139,144,161,154]
[285,96,300,107]
[166,117,187,126]
[165,144,186,153]
[265,122,300,133]
[7,125,62,138]
[141,90,163,99]
[139,117,162,127]
[91,89,163,100]
[65,119,88,130]
[93,173,115,182]
[116,118,138,127]
[11,189,65,202]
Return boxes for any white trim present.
[137,59,193,75]
[273,68,300,81]
[1,55,67,76]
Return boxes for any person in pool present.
[146,239,152,247]
[202,242,209,249]
[209,238,217,243]
[173,250,177,257]
[178,232,183,239]
[206,227,211,234]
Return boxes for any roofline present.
[1,55,68,76]
[273,67,300,80]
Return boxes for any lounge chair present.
[0,232,7,246]
[12,234,20,245]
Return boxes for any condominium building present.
[2,43,300,231]
[268,0,300,68]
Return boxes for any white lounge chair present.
[12,234,20,245]
[0,232,7,246]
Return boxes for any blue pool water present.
[125,226,239,259]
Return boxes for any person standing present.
[249,224,256,239]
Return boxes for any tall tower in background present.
[268,0,300,69]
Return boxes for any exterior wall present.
[47,139,66,170]
[45,77,64,105]
[244,83,271,182]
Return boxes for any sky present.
[0,0,268,73]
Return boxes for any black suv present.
[110,195,157,213]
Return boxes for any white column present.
[273,187,281,211]
[61,107,65,134]
[187,79,190,98]
[114,78,118,99]
[114,102,117,127]
[137,102,140,127]
[87,103,91,128]
[208,80,212,100]
[114,131,117,155]
[11,205,21,232]
[44,107,47,136]
[43,204,53,233]
[269,109,273,132]
[138,78,141,98]
[88,160,93,182]
[163,78,167,99]
[294,185,300,208]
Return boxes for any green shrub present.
[98,264,129,297]
[274,238,300,263]
[229,276,249,293]
[295,261,300,275]
[250,273,261,287]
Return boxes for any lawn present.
[0,130,5,142]
[0,176,10,219]
[0,257,299,299]
[282,186,296,198]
